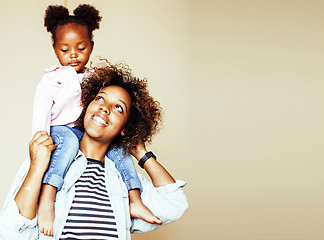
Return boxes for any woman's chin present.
[83,128,113,144]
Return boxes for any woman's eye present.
[115,105,123,113]
[95,96,104,103]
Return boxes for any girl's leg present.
[38,126,80,236]
[106,146,161,224]
[42,126,80,189]
[106,145,142,192]
[70,126,84,141]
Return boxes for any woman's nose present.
[99,106,110,114]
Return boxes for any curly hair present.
[44,4,102,43]
[76,58,163,151]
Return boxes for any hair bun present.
[44,5,69,33]
[73,4,102,31]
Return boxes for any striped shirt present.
[60,159,119,240]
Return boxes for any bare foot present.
[129,189,162,225]
[37,184,57,236]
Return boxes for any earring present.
[121,131,125,136]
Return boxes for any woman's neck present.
[79,134,110,163]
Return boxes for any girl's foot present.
[37,200,55,236]
[129,189,162,225]
[37,184,57,236]
[130,201,162,224]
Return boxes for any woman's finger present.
[29,131,50,148]
[30,131,48,142]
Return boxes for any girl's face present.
[83,85,131,144]
[53,23,93,73]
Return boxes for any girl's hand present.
[29,131,56,174]
[130,141,147,161]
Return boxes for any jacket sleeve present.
[130,175,188,233]
[0,159,39,240]
[31,73,54,135]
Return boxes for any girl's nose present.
[99,106,110,114]
[70,50,78,58]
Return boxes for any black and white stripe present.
[60,159,119,240]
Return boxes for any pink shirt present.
[31,66,86,135]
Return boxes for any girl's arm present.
[31,75,54,135]
[131,142,175,187]
[14,131,56,219]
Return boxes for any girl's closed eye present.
[61,49,68,53]
[78,47,86,51]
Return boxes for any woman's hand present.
[130,140,147,161]
[130,141,175,187]
[29,131,56,174]
[15,131,56,220]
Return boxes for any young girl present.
[34,4,161,236]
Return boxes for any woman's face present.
[83,85,131,144]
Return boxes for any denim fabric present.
[107,146,143,192]
[44,125,142,192]
[42,126,79,190]
[70,126,84,140]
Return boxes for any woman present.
[0,61,188,240]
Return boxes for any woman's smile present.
[91,113,109,127]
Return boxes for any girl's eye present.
[115,105,123,113]
[78,47,86,51]
[61,49,68,53]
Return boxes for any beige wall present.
[1,0,324,239]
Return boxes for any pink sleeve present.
[31,74,54,136]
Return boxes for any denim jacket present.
[0,151,188,240]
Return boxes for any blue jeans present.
[42,126,80,191]
[43,125,142,192]
[106,145,142,192]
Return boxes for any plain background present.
[1,0,324,239]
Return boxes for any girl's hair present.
[77,58,163,151]
[44,4,102,43]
